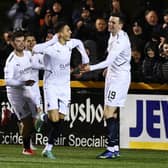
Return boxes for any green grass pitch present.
[0,145,168,168]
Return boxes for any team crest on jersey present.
[60,63,70,70]
[47,103,50,107]
[16,64,20,66]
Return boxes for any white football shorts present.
[7,88,37,120]
[44,84,70,115]
[104,71,130,107]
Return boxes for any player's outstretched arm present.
[32,34,58,54]
[70,39,89,64]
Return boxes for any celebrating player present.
[82,13,131,159]
[33,21,89,159]
[4,31,38,155]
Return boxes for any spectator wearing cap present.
[72,5,95,41]
[72,0,99,26]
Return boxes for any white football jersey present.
[4,50,33,88]
[89,30,131,107]
[4,50,40,108]
[90,30,131,75]
[31,52,44,81]
[43,39,89,86]
[32,35,58,54]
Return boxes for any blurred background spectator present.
[0,30,13,78]
[71,40,104,81]
[7,0,35,31]
[142,42,159,83]
[72,5,95,41]
[129,19,146,53]
[1,0,168,83]
[90,17,109,62]
[154,40,168,83]
[130,47,143,82]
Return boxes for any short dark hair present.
[24,32,36,39]
[11,31,24,41]
[54,21,68,33]
[110,12,125,24]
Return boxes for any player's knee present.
[48,109,59,122]
[51,117,60,122]
[104,106,117,119]
[104,112,112,119]
[48,115,59,122]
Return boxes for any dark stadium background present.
[1,0,168,35]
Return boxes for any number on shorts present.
[108,91,116,101]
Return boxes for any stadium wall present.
[0,80,168,150]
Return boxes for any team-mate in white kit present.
[82,13,131,159]
[33,21,89,159]
[4,31,38,155]
[24,32,45,150]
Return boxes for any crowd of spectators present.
[0,0,168,83]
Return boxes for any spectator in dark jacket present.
[155,41,168,83]
[160,9,168,40]
[142,42,159,83]
[72,5,95,41]
[7,0,35,31]
[129,19,146,53]
[90,17,109,62]
[131,47,143,82]
[50,0,69,24]
[0,30,13,78]
[143,9,161,41]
